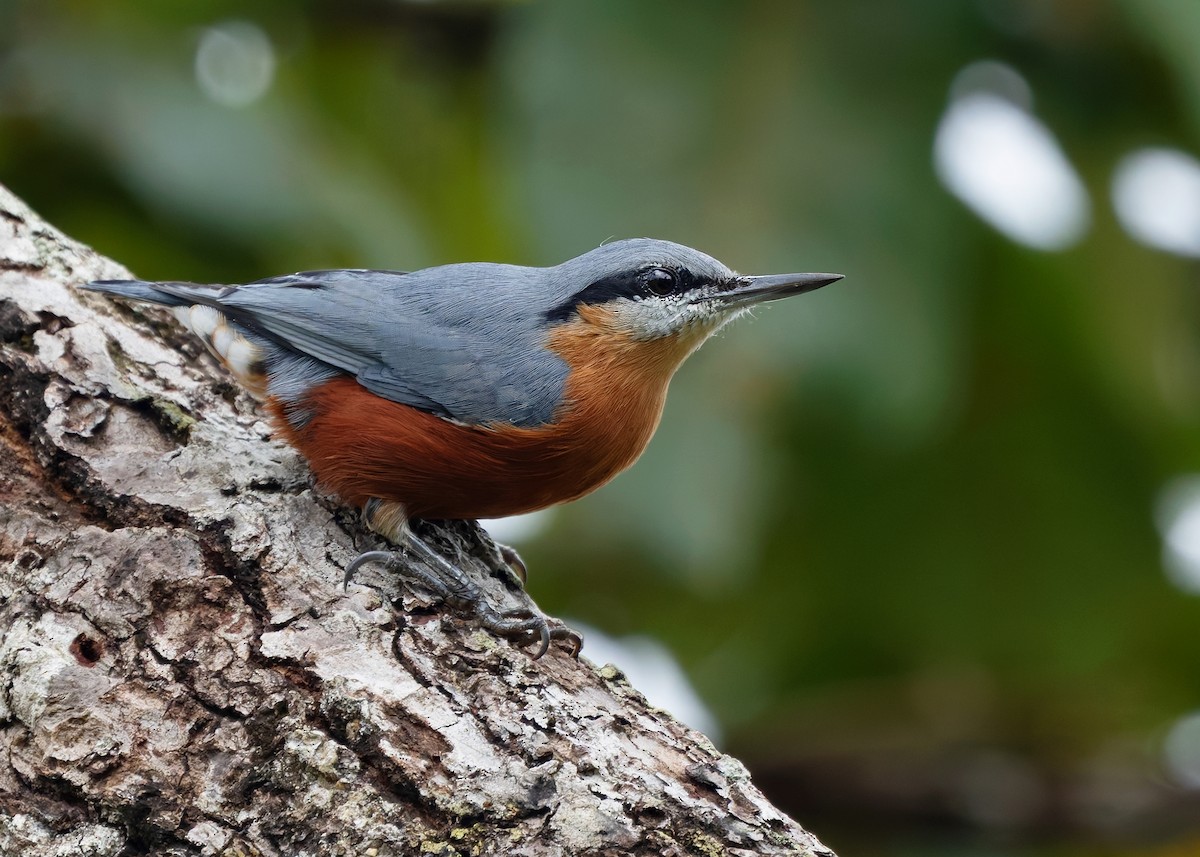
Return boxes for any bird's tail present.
[82,279,270,392]
[81,279,191,307]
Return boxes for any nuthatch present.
[85,239,841,657]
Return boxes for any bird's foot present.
[346,538,581,660]
[475,607,583,660]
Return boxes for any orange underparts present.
[268,306,705,519]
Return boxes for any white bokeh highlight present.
[479,510,554,545]
[1112,148,1200,258]
[1164,711,1200,788]
[935,64,1089,250]
[1156,475,1200,594]
[195,21,276,108]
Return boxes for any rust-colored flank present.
[269,304,709,520]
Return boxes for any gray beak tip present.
[807,273,844,290]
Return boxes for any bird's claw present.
[464,597,583,660]
[482,613,552,660]
[344,550,399,591]
[345,546,582,660]
[496,543,528,586]
[478,611,583,660]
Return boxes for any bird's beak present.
[702,272,844,309]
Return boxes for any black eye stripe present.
[545,266,701,323]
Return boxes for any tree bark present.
[0,182,835,857]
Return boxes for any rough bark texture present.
[0,183,835,857]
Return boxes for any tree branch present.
[0,182,835,857]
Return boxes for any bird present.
[84,239,841,658]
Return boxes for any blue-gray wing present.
[155,268,568,428]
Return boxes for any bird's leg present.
[347,499,581,659]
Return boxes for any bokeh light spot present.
[935,66,1089,250]
[1164,711,1200,788]
[194,21,275,108]
[480,510,554,545]
[1155,475,1200,594]
[1112,148,1200,258]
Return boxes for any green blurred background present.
[4,1,1200,854]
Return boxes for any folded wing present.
[151,268,568,428]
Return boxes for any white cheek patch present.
[609,297,687,340]
[611,297,730,341]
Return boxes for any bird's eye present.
[643,267,677,296]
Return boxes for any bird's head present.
[545,238,841,364]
